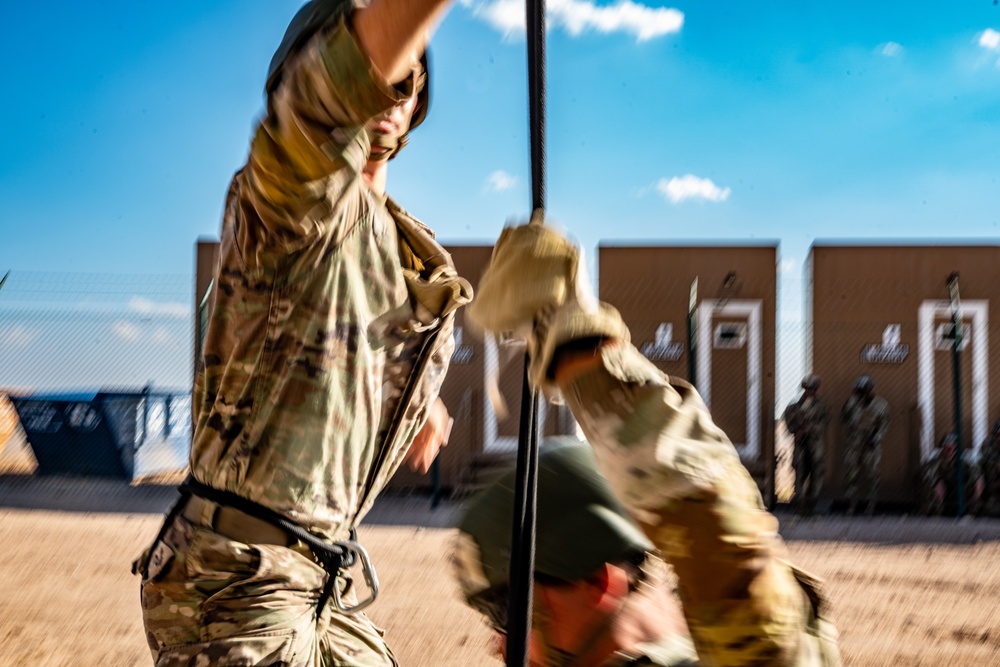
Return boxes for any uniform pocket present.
[196,539,324,643]
[186,526,267,605]
[155,629,299,667]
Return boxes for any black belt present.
[145,476,379,616]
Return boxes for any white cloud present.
[0,326,38,348]
[461,0,683,42]
[111,321,141,342]
[127,296,190,318]
[484,170,518,193]
[656,175,731,204]
[779,259,798,275]
[979,28,1000,52]
[149,327,177,346]
[878,41,903,57]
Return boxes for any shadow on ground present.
[0,474,462,528]
[774,509,1000,545]
[2,474,999,544]
[0,474,181,514]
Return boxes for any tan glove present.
[468,213,628,397]
[466,213,584,337]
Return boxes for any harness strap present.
[177,476,378,616]
[179,476,358,572]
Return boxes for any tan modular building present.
[598,243,779,499]
[806,243,1000,506]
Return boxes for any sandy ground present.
[1,469,999,667]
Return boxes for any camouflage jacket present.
[921,452,978,490]
[190,20,471,541]
[840,395,890,447]
[559,345,840,665]
[782,396,829,448]
[981,441,1000,489]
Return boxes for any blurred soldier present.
[134,1,471,664]
[981,421,1000,517]
[468,220,841,666]
[840,375,889,515]
[783,374,830,516]
[919,433,983,516]
[454,439,699,667]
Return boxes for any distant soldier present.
[920,433,983,516]
[979,421,1000,516]
[782,374,829,515]
[841,375,889,515]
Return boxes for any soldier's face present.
[366,92,418,159]
[495,565,633,666]
[495,582,594,667]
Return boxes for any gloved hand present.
[466,211,586,338]
[468,212,628,398]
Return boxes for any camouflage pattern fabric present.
[137,17,470,666]
[919,450,982,516]
[840,395,889,512]
[782,396,829,512]
[139,515,395,666]
[982,431,1000,516]
[557,339,841,666]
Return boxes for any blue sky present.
[1,0,999,393]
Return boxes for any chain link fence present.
[1,266,994,513]
[0,271,194,479]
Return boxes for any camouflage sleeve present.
[241,18,413,254]
[560,343,744,510]
[816,399,830,430]
[782,402,801,434]
[872,399,890,444]
[559,343,832,665]
[840,397,855,426]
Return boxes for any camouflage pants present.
[920,465,983,516]
[793,439,824,511]
[843,439,880,511]
[560,343,841,666]
[135,515,396,667]
[984,475,1000,517]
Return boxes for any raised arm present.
[354,0,452,84]
[239,0,453,256]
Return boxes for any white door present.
[696,299,763,462]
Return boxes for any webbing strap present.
[505,0,546,664]
[178,477,358,573]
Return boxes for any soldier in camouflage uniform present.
[920,433,983,516]
[454,438,700,667]
[467,220,841,666]
[840,375,889,516]
[782,375,829,516]
[133,1,472,665]
[981,421,1000,517]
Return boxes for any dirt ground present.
[1,471,999,667]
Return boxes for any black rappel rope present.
[504,0,546,664]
